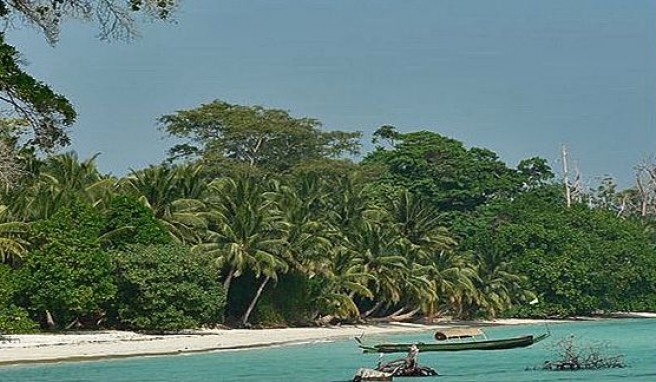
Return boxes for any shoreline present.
[1,315,653,366]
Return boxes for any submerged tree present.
[541,335,626,371]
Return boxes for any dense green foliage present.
[14,202,116,329]
[463,189,656,317]
[363,129,524,214]
[0,0,650,330]
[110,244,226,331]
[159,100,361,174]
[103,195,172,249]
[0,265,38,333]
[0,101,654,333]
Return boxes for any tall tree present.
[159,100,361,174]
[363,127,523,215]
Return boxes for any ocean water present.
[0,319,654,382]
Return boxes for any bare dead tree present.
[634,157,656,217]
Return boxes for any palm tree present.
[343,220,408,316]
[121,164,208,243]
[430,250,478,318]
[464,248,535,318]
[313,248,373,320]
[196,175,289,325]
[324,173,378,231]
[0,205,29,266]
[384,189,456,251]
[268,175,333,275]
[5,152,114,221]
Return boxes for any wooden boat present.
[355,328,550,354]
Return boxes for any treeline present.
[1,101,655,333]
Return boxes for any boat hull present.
[358,333,550,354]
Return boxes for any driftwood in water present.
[352,368,393,382]
[375,344,438,377]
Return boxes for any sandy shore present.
[0,319,560,365]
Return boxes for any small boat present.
[355,327,550,354]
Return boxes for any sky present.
[6,0,655,189]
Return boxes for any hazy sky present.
[7,0,655,188]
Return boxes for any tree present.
[0,118,33,188]
[0,264,37,333]
[0,34,75,150]
[4,152,114,221]
[195,175,288,325]
[0,1,178,151]
[1,1,178,44]
[121,164,208,243]
[101,194,171,250]
[466,189,656,317]
[15,200,116,329]
[343,220,408,314]
[0,205,28,266]
[159,100,361,174]
[462,248,534,319]
[363,129,523,216]
[268,175,332,275]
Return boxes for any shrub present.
[110,244,225,331]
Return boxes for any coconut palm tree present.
[121,164,208,243]
[196,175,289,325]
[383,189,456,251]
[312,248,374,320]
[0,205,29,266]
[342,219,408,316]
[268,176,333,275]
[464,248,535,318]
[5,152,115,221]
[428,249,478,318]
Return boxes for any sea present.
[0,319,654,382]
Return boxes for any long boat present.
[355,328,550,354]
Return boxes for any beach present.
[0,318,567,365]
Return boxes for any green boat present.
[355,327,550,354]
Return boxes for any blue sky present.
[7,0,655,188]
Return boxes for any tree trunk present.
[361,301,384,319]
[223,268,236,292]
[241,275,271,326]
[387,307,421,322]
[65,317,82,330]
[45,310,56,330]
[371,307,420,322]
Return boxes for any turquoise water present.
[1,319,655,381]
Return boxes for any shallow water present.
[0,319,654,382]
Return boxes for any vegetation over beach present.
[1,1,655,334]
[2,105,656,333]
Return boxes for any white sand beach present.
[0,319,559,365]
